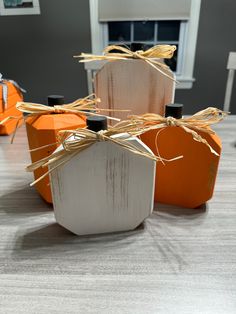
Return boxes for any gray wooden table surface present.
[0,117,235,314]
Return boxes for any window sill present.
[175,76,195,89]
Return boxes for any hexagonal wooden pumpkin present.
[49,136,156,235]
[26,113,86,203]
[94,59,175,121]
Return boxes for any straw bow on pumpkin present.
[16,93,128,122]
[26,119,183,186]
[126,107,228,156]
[74,44,177,81]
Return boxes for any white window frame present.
[89,0,201,89]
[0,0,40,16]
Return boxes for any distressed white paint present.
[94,59,175,120]
[50,136,156,235]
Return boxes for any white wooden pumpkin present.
[94,59,175,121]
[49,132,156,236]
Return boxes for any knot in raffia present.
[53,106,66,114]
[166,116,179,127]
[96,130,107,141]
[132,51,143,59]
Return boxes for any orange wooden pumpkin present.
[0,75,25,113]
[0,103,23,135]
[25,95,87,203]
[0,75,25,135]
[140,104,221,208]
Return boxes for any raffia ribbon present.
[0,116,14,126]
[7,94,129,143]
[6,94,103,130]
[16,93,129,122]
[0,115,22,126]
[26,120,183,186]
[126,107,228,156]
[74,45,176,81]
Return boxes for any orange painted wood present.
[0,81,23,113]
[141,126,221,208]
[26,113,86,203]
[0,105,23,135]
[95,60,175,121]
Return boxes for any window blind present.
[98,0,192,21]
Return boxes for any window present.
[106,20,181,73]
[89,0,201,89]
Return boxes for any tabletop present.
[0,117,235,314]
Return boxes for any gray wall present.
[0,0,91,104]
[176,0,236,114]
[0,0,236,113]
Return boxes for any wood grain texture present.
[95,60,175,121]
[50,137,156,235]
[0,118,236,314]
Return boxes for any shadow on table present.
[11,203,206,270]
[154,202,207,217]
[0,185,52,214]
[12,217,189,273]
[12,221,145,257]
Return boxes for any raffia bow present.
[74,45,176,81]
[16,93,129,122]
[26,120,183,186]
[7,94,130,143]
[126,107,228,156]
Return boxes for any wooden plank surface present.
[95,60,175,121]
[0,117,236,314]
[50,138,156,235]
